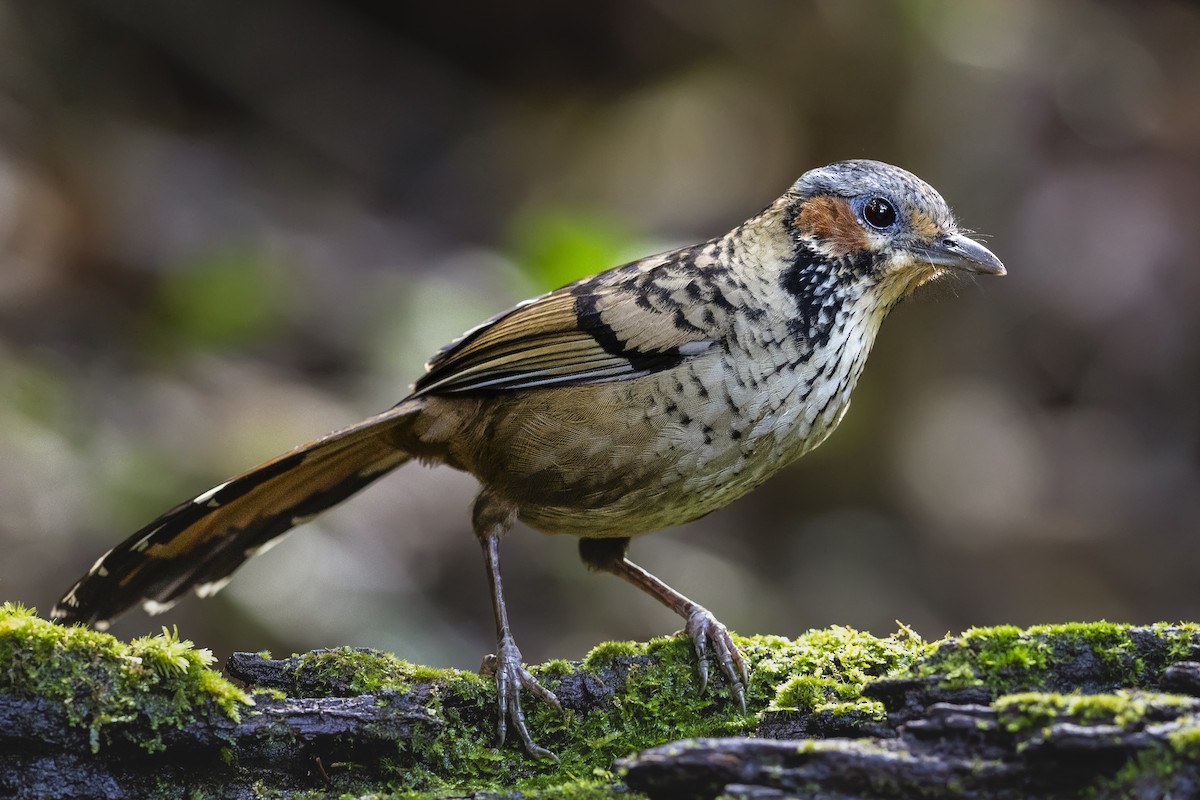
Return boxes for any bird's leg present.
[474,491,562,760]
[579,537,748,712]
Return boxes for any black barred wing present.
[412,249,715,396]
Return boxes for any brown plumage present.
[53,159,1004,758]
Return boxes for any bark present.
[4,623,1200,799]
[622,661,1200,799]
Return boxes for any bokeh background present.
[2,0,1199,671]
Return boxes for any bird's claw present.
[489,635,562,761]
[685,607,749,713]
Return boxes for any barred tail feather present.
[52,403,421,628]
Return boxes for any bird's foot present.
[482,634,562,760]
[685,606,749,712]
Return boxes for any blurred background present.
[2,0,1199,670]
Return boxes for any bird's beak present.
[913,232,1006,276]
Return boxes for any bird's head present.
[784,159,1004,304]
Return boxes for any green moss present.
[1028,621,1142,683]
[537,659,577,678]
[991,687,1200,794]
[288,647,475,697]
[757,624,926,717]
[237,620,1200,796]
[823,698,887,717]
[995,690,1199,735]
[364,626,924,794]
[772,675,832,713]
[970,625,1050,672]
[518,634,752,786]
[17,606,1198,796]
[901,621,1200,696]
[1167,721,1200,758]
[0,602,252,753]
[581,639,648,670]
[1160,624,1200,664]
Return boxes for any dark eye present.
[863,197,897,230]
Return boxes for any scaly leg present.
[474,491,562,759]
[579,537,748,711]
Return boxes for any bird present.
[52,159,1004,758]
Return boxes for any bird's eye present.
[862,197,897,230]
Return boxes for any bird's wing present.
[412,251,716,395]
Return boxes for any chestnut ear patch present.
[794,195,870,257]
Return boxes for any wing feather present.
[413,251,715,396]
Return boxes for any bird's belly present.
[456,358,850,538]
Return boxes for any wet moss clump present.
[760,624,928,720]
[899,621,1200,696]
[0,602,251,753]
[286,646,476,697]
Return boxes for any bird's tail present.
[52,401,423,629]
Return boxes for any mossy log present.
[4,604,1200,798]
